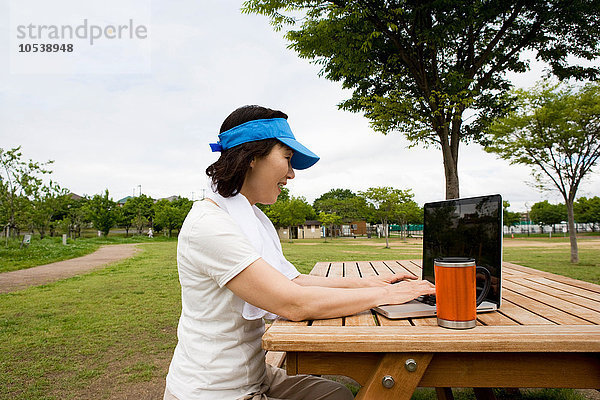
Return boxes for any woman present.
[164,105,435,400]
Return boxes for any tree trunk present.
[438,124,461,200]
[442,146,460,200]
[565,199,579,263]
[384,218,389,249]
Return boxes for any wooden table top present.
[264,260,600,354]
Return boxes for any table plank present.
[494,299,555,325]
[503,261,600,294]
[310,261,330,278]
[526,276,600,301]
[503,282,597,324]
[345,262,377,326]
[312,262,344,327]
[507,277,600,317]
[263,325,600,353]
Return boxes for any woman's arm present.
[292,273,417,288]
[226,258,435,321]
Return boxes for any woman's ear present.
[249,157,256,168]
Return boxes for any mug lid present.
[434,257,475,267]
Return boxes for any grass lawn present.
[0,242,181,400]
[1,236,598,399]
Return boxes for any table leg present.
[435,387,454,400]
[355,353,433,400]
[473,388,497,400]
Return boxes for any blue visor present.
[209,118,319,170]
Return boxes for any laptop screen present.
[422,194,502,305]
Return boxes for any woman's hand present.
[382,279,436,305]
[360,273,418,287]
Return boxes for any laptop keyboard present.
[416,294,436,306]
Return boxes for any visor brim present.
[277,137,320,170]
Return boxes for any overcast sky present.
[1,0,598,212]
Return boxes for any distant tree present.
[267,195,316,239]
[123,194,155,235]
[574,196,600,232]
[396,198,422,238]
[0,146,53,243]
[114,206,132,237]
[503,201,521,228]
[154,199,180,238]
[486,81,600,263]
[317,211,342,241]
[529,200,567,232]
[30,181,68,239]
[62,195,88,239]
[172,197,194,220]
[87,189,116,237]
[154,197,192,237]
[359,187,414,248]
[244,0,600,199]
[314,189,369,222]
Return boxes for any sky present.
[1,0,598,212]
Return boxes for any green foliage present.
[122,194,155,235]
[317,211,342,239]
[0,146,53,241]
[359,187,419,247]
[313,188,369,222]
[243,0,600,198]
[87,189,116,237]
[574,196,600,227]
[266,194,316,232]
[529,200,567,227]
[502,201,521,227]
[154,199,181,237]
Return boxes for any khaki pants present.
[164,364,354,400]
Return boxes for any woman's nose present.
[288,165,295,179]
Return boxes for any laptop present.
[373,194,503,319]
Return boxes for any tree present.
[485,81,600,263]
[87,189,116,237]
[574,196,600,232]
[503,200,521,228]
[0,146,53,243]
[243,0,600,199]
[396,198,422,238]
[154,197,192,237]
[313,188,369,222]
[61,195,88,239]
[30,181,68,239]
[529,200,567,232]
[317,211,342,241]
[267,195,316,239]
[359,187,414,248]
[122,194,155,235]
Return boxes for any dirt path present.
[0,243,141,294]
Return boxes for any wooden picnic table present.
[263,260,600,400]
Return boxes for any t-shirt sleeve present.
[182,209,261,288]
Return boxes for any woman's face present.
[240,143,295,205]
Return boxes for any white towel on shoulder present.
[205,189,300,320]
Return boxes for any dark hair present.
[206,105,288,197]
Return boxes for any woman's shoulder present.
[182,200,237,235]
[185,200,227,223]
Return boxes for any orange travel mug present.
[434,257,491,329]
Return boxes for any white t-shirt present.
[165,200,266,400]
